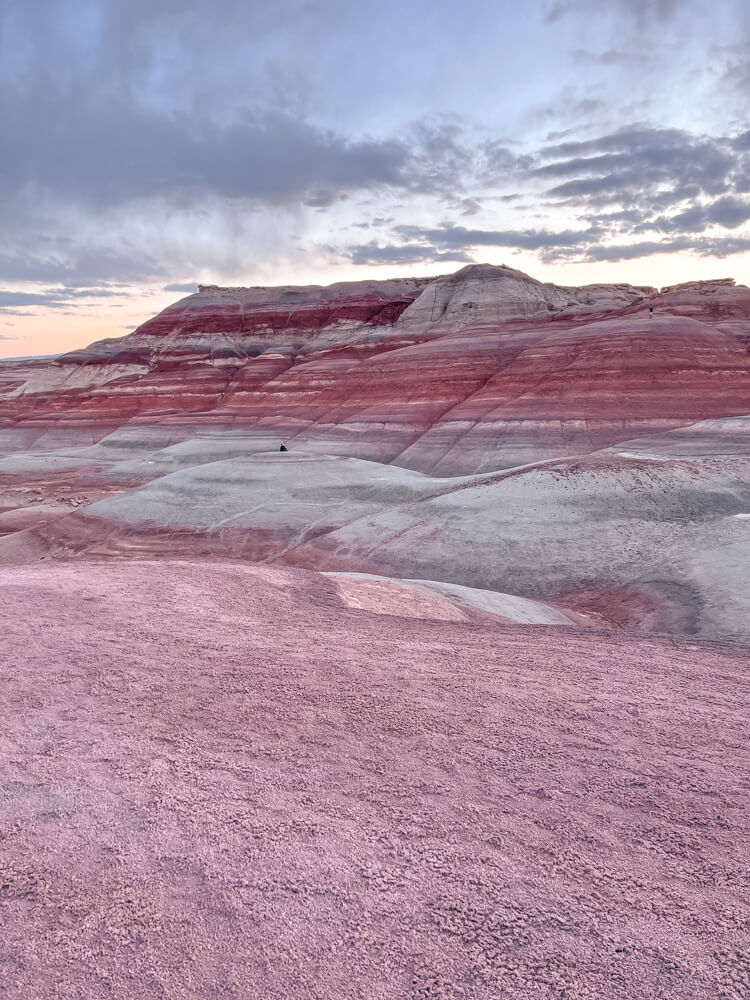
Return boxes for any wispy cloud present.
[0,286,125,313]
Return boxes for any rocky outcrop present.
[655,277,750,318]
[2,263,750,472]
[396,263,654,331]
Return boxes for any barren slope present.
[1,264,750,641]
[5,446,748,641]
[1,560,747,1000]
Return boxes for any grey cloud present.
[531,96,610,132]
[701,236,750,255]
[539,127,747,229]
[163,282,197,292]
[348,118,750,267]
[481,141,534,180]
[586,238,693,260]
[543,3,569,23]
[633,0,684,15]
[649,205,709,233]
[545,0,689,27]
[3,119,748,288]
[0,292,67,309]
[460,199,483,216]
[573,48,647,65]
[0,0,421,211]
[0,87,410,207]
[303,191,342,208]
[706,196,750,228]
[0,247,167,288]
[0,99,499,220]
[577,0,692,23]
[719,57,750,99]
[597,207,650,225]
[585,233,750,261]
[543,126,710,160]
[373,188,750,265]
[54,287,123,299]
[346,243,473,266]
[535,152,634,178]
[573,99,606,116]
[4,4,528,215]
[0,255,87,286]
[403,116,474,197]
[548,174,633,198]
[394,224,604,251]
[0,286,124,312]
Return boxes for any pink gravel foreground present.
[0,561,748,999]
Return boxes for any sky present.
[1,0,749,357]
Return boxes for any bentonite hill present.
[1,263,749,999]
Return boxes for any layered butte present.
[3,263,750,469]
[1,262,750,640]
[3,263,750,471]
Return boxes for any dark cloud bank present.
[0,0,748,302]
[3,108,748,294]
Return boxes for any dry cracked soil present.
[0,561,747,1000]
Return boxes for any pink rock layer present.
[3,264,750,474]
[0,560,747,999]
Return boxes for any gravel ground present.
[0,560,748,999]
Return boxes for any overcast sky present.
[1,0,749,356]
